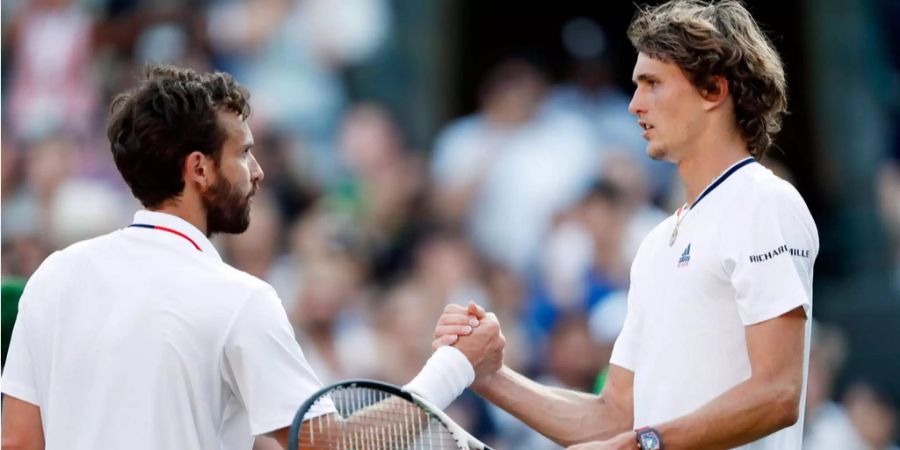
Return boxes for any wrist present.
[403,345,475,409]
[470,364,506,395]
[635,427,663,450]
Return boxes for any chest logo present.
[678,243,691,268]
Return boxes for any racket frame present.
[288,379,491,450]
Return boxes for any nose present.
[628,89,644,116]
[249,152,265,183]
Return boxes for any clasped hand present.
[431,302,505,387]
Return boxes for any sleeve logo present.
[749,244,810,263]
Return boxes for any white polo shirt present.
[611,158,818,449]
[2,210,333,450]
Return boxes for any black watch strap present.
[635,426,664,450]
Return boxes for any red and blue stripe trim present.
[128,224,202,251]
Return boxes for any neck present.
[677,131,752,206]
[152,195,208,236]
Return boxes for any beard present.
[202,175,255,236]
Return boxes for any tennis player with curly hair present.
[436,1,818,449]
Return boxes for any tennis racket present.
[288,379,492,450]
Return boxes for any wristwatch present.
[635,427,663,450]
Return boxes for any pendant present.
[669,226,678,246]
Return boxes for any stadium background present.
[1,0,898,448]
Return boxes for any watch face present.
[640,432,661,450]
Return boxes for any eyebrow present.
[632,73,658,84]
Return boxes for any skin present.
[1,396,44,450]
[158,110,264,236]
[434,52,808,450]
[629,52,750,204]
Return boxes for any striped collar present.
[127,210,222,261]
[690,156,756,209]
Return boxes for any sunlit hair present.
[628,0,787,158]
[107,64,251,208]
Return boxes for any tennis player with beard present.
[1,65,505,450]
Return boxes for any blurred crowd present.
[1,0,898,449]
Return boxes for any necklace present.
[668,157,756,247]
[669,206,689,246]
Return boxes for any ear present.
[699,75,730,111]
[184,151,216,191]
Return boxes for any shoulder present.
[18,232,126,308]
[720,163,819,247]
[33,231,123,276]
[219,269,291,341]
[205,264,288,343]
[212,262,279,302]
[734,164,814,222]
[745,164,804,200]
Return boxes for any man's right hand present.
[432,302,505,386]
[432,302,485,349]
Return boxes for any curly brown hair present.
[107,64,251,208]
[628,0,787,158]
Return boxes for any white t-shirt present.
[2,210,333,450]
[611,158,818,450]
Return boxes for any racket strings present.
[298,385,462,449]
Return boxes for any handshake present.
[431,302,506,390]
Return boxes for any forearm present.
[475,366,631,447]
[1,396,45,450]
[276,398,428,450]
[654,377,800,450]
[654,308,807,450]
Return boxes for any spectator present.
[806,379,899,450]
[545,17,675,201]
[431,57,598,276]
[289,250,376,384]
[523,180,631,345]
[6,0,98,143]
[206,0,391,187]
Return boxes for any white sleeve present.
[221,285,334,436]
[1,252,63,405]
[609,289,640,371]
[2,309,38,404]
[726,182,818,325]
